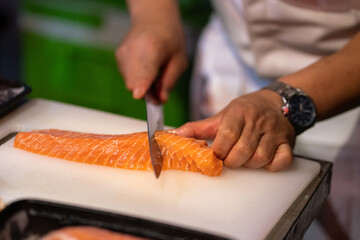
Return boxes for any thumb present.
[171,116,221,140]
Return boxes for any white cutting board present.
[0,99,320,240]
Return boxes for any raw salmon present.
[41,226,148,240]
[14,129,223,176]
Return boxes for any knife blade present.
[145,91,164,178]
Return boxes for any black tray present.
[0,199,228,240]
[0,77,31,118]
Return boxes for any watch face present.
[288,95,316,128]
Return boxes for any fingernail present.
[133,88,143,99]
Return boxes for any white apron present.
[190,0,360,238]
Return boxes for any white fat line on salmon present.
[113,133,141,168]
[135,136,150,170]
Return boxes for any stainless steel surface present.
[145,92,164,178]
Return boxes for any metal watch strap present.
[264,82,291,117]
[264,81,305,100]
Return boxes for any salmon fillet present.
[14,129,223,176]
[41,226,148,240]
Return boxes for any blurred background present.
[0,0,212,127]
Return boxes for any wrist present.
[127,0,181,27]
[263,81,317,135]
[260,89,284,111]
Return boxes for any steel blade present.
[145,92,164,178]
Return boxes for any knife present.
[145,88,164,178]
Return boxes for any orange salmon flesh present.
[41,226,149,240]
[14,129,223,176]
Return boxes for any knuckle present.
[278,150,293,164]
[229,99,244,112]
[257,114,271,129]
[223,146,248,168]
[181,122,194,131]
[270,154,293,172]
[247,106,258,116]
[234,143,253,158]
[251,149,269,166]
[268,160,291,172]
[213,145,227,160]
[243,154,267,169]
[220,128,238,143]
[232,109,245,121]
[264,108,276,119]
[224,158,241,169]
[143,35,163,51]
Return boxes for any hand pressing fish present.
[14,129,223,176]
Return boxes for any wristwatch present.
[264,81,317,135]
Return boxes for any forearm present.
[126,0,181,26]
[279,32,360,121]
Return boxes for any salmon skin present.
[14,129,223,176]
[41,226,149,240]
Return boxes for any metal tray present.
[0,78,31,118]
[0,199,228,240]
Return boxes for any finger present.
[194,139,207,146]
[159,55,187,102]
[222,124,261,168]
[171,115,221,140]
[117,58,158,99]
[128,61,160,99]
[242,134,277,169]
[264,142,293,172]
[116,44,163,99]
[211,111,245,160]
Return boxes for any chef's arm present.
[175,32,360,172]
[278,31,360,121]
[125,0,180,26]
[116,0,187,102]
